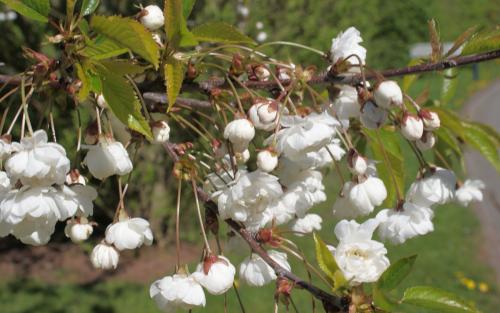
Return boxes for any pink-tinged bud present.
[419,109,440,130]
[400,113,424,141]
[347,149,368,175]
[151,120,171,144]
[416,131,436,151]
[373,80,403,108]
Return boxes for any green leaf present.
[372,285,397,312]
[80,0,99,16]
[312,233,346,289]
[402,59,421,91]
[66,0,76,22]
[99,60,145,76]
[441,68,458,104]
[468,122,500,147]
[432,107,466,140]
[75,63,90,102]
[164,0,183,42]
[91,15,160,68]
[0,0,50,22]
[378,255,417,291]
[182,0,196,19]
[365,128,405,207]
[462,121,500,173]
[95,63,152,139]
[402,286,480,313]
[164,57,185,111]
[80,35,129,60]
[461,27,500,56]
[192,22,256,45]
[434,127,461,156]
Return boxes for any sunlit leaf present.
[80,35,129,60]
[432,107,466,140]
[373,285,397,312]
[402,286,481,313]
[95,64,152,139]
[462,121,500,173]
[313,233,346,289]
[182,0,196,19]
[378,255,417,291]
[99,59,145,76]
[75,63,90,102]
[164,56,185,111]
[91,15,160,68]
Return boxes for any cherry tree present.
[0,1,499,312]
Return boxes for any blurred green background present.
[0,0,499,312]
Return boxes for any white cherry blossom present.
[152,120,171,144]
[401,113,424,141]
[376,202,434,244]
[6,129,70,186]
[455,179,485,206]
[291,214,322,236]
[360,101,387,129]
[328,85,360,127]
[419,110,441,130]
[332,177,387,218]
[330,27,366,65]
[333,219,389,285]
[105,216,154,251]
[406,167,456,207]
[256,150,278,172]
[83,136,133,180]
[150,274,206,312]
[416,131,436,151]
[239,250,290,287]
[224,118,255,152]
[65,217,93,242]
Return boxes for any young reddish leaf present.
[428,19,442,62]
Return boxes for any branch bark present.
[162,142,349,313]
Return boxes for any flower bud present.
[65,217,93,243]
[90,242,120,270]
[347,150,368,175]
[66,169,86,185]
[152,32,163,47]
[373,80,403,108]
[139,5,165,30]
[151,120,171,144]
[223,118,255,152]
[192,255,236,295]
[419,109,440,130]
[84,121,99,145]
[253,65,271,81]
[416,131,436,151]
[256,149,278,172]
[360,101,387,129]
[248,99,278,131]
[96,94,107,109]
[276,66,292,81]
[400,113,424,141]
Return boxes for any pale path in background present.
[462,80,500,285]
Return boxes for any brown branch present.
[138,49,500,105]
[143,92,212,110]
[162,142,349,313]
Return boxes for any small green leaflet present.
[91,15,160,68]
[81,0,100,16]
[312,233,346,289]
[0,0,50,23]
[402,286,481,313]
[164,0,198,48]
[94,64,152,140]
[75,63,90,102]
[192,22,256,45]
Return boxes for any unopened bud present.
[151,120,171,144]
[416,131,436,150]
[257,149,278,172]
[400,113,424,141]
[347,150,368,175]
[374,80,403,108]
[139,5,165,30]
[419,109,440,130]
